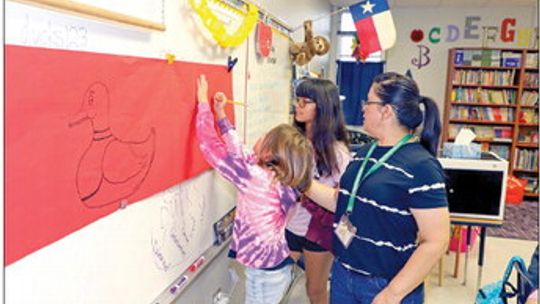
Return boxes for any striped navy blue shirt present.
[333,142,448,280]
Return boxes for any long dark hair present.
[294,78,349,176]
[372,72,441,156]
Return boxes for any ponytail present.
[419,96,441,156]
[373,72,442,156]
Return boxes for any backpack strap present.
[502,256,527,283]
[499,256,533,303]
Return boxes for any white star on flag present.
[362,0,375,14]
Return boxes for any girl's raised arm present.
[195,75,248,187]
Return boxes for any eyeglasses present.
[295,97,315,108]
[362,100,384,107]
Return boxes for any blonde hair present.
[257,124,313,192]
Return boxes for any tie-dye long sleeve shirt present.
[196,103,298,269]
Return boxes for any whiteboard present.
[4,0,293,303]
[244,29,293,147]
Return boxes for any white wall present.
[386,7,538,112]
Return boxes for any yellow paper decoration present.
[189,0,259,48]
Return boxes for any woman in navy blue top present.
[305,72,450,304]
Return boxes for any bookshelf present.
[443,47,539,199]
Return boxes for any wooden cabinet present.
[442,47,539,199]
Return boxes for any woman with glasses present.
[286,78,351,304]
[304,72,450,304]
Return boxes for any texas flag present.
[350,0,396,59]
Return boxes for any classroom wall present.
[5,0,332,303]
[386,6,538,112]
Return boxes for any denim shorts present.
[244,264,292,304]
[330,261,424,304]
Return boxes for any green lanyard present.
[346,133,413,214]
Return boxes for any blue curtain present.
[337,61,384,126]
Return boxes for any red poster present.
[5,45,234,265]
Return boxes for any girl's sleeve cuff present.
[217,118,234,133]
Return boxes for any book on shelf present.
[490,90,506,104]
[501,51,522,67]
[524,72,539,87]
[525,52,539,68]
[520,90,539,106]
[480,50,492,67]
[491,50,501,67]
[472,50,482,66]
[462,50,473,66]
[455,49,464,65]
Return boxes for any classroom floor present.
[282,236,537,304]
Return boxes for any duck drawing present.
[69,82,156,208]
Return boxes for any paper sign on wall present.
[5,45,234,265]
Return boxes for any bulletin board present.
[4,0,294,303]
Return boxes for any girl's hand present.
[197,75,209,103]
[214,92,227,119]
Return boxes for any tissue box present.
[442,143,481,159]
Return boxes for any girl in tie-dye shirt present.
[195,75,314,304]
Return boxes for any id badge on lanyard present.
[335,213,357,248]
[334,134,412,248]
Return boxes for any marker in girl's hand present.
[226,100,246,106]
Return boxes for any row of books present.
[450,106,514,122]
[524,72,539,87]
[520,91,539,106]
[454,49,538,68]
[454,49,501,67]
[452,70,517,86]
[451,88,516,104]
[525,52,539,68]
[448,124,513,141]
[518,109,539,124]
[513,148,539,171]
[453,49,526,67]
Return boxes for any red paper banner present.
[5,45,234,265]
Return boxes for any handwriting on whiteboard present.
[150,182,207,272]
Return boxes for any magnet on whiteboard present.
[166,53,175,64]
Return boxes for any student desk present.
[450,216,503,290]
